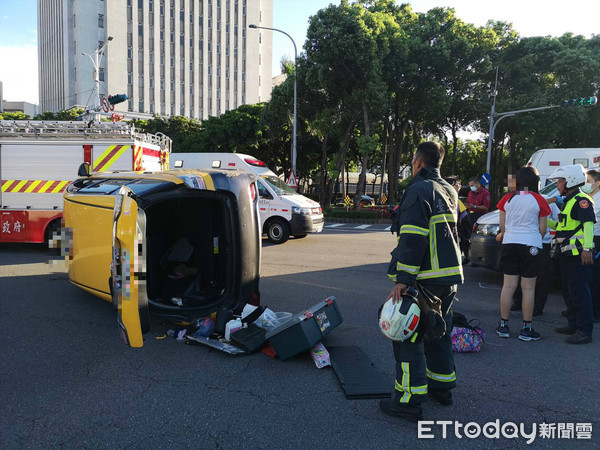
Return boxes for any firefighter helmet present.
[379,288,421,342]
[548,164,587,189]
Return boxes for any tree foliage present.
[132,1,600,207]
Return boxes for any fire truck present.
[0,120,171,244]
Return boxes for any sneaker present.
[379,399,423,422]
[496,324,509,338]
[428,389,453,406]
[518,328,541,342]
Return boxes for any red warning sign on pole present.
[287,170,298,188]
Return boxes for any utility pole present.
[248,24,298,185]
[82,36,113,121]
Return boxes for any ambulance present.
[527,148,600,186]
[171,153,324,244]
[0,120,170,245]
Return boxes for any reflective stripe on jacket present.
[555,191,594,256]
[388,167,463,286]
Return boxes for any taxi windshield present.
[260,175,296,195]
[73,178,170,196]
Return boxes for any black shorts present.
[500,243,542,278]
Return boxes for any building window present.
[128,72,133,85]
[139,25,143,36]
[170,80,174,91]
[138,0,143,8]
[139,100,144,111]
[160,79,165,90]
[98,14,104,28]
[180,35,184,45]
[99,68,105,81]
[170,56,174,67]
[149,52,154,63]
[73,14,76,28]
[127,46,132,59]
[149,1,153,12]
[150,78,154,88]
[170,32,174,43]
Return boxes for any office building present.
[38,0,273,118]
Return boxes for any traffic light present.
[561,96,597,107]
[108,94,128,105]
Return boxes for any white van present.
[171,153,324,244]
[527,148,600,186]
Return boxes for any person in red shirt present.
[465,177,491,231]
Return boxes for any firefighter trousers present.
[392,284,457,405]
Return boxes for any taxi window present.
[74,179,132,195]
[126,179,172,196]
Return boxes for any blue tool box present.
[265,296,343,360]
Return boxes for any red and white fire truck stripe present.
[1,179,71,193]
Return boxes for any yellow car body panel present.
[113,187,144,348]
[63,194,115,301]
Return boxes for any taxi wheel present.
[266,219,290,244]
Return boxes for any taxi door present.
[112,186,150,347]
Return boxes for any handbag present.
[451,312,485,353]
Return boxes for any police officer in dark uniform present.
[547,164,596,344]
[380,142,463,422]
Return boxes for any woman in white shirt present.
[495,166,551,341]
[582,169,600,322]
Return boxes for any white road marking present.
[385,226,391,231]
[326,223,345,228]
[355,224,371,229]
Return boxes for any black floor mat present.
[329,345,391,399]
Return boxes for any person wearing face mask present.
[547,164,596,344]
[582,168,600,323]
[381,142,463,422]
[465,177,491,233]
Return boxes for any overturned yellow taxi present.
[63,165,261,347]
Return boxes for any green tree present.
[0,111,29,120]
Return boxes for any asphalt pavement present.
[1,226,598,449]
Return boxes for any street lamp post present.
[82,36,113,118]
[249,24,297,182]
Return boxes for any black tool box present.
[265,296,343,360]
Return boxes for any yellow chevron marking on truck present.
[93,145,130,172]
[1,180,71,193]
[24,180,42,193]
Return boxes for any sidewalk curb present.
[324,217,391,225]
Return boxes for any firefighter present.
[380,142,463,422]
[547,164,596,344]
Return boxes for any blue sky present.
[1,0,599,104]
